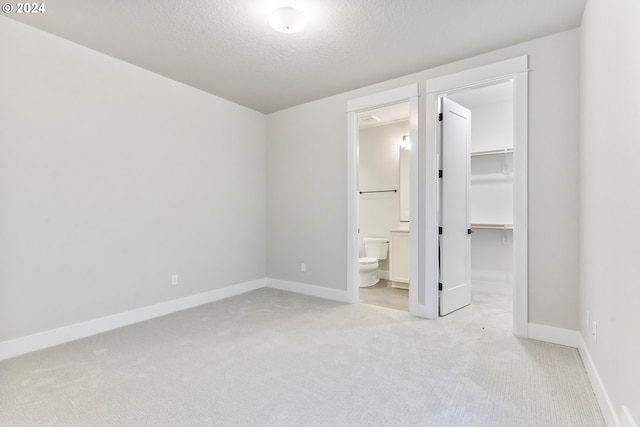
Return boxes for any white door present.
[439,97,471,316]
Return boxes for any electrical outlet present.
[592,321,597,342]
[300,263,306,273]
[171,274,179,286]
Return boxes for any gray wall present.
[267,29,580,330]
[0,16,583,343]
[0,17,267,342]
[580,0,640,423]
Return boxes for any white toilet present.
[359,238,389,287]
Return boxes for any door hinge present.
[438,282,443,291]
[438,226,443,235]
[438,113,443,122]
[438,170,443,178]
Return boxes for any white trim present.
[423,91,440,319]
[578,334,621,427]
[347,84,419,113]
[512,69,529,338]
[527,323,581,348]
[415,303,429,318]
[267,278,349,302]
[0,278,266,361]
[426,56,529,94]
[346,84,420,315]
[346,110,359,304]
[425,56,529,333]
[407,95,421,316]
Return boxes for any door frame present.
[426,56,529,336]
[346,84,420,314]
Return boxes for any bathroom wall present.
[358,120,409,276]
[0,17,267,342]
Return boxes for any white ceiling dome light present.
[269,6,307,34]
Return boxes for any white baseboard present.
[527,323,581,348]
[266,278,349,303]
[0,278,266,361]
[415,303,437,319]
[528,326,623,427]
[578,334,620,427]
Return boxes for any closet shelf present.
[470,224,513,230]
[471,148,513,157]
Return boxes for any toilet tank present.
[364,238,389,260]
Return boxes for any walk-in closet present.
[450,81,514,300]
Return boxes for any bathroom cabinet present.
[389,229,409,288]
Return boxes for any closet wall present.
[452,83,514,293]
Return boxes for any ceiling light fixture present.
[269,6,307,34]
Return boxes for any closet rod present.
[471,148,514,157]
[470,224,513,230]
[359,189,397,194]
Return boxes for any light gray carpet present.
[0,288,604,426]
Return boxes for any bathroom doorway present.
[346,84,419,314]
[356,102,411,312]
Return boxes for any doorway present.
[346,56,528,335]
[426,56,529,336]
[356,103,411,311]
[439,81,515,317]
[346,84,419,314]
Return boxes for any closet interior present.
[450,81,514,298]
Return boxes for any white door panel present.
[439,98,471,316]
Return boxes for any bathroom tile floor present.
[358,279,409,311]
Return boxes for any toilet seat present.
[359,257,378,265]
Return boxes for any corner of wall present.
[266,278,349,303]
[527,323,581,348]
[577,333,621,427]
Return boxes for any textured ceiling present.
[7,0,586,113]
